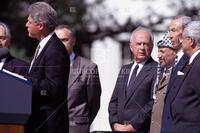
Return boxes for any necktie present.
[29,45,40,72]
[173,54,178,67]
[128,64,139,87]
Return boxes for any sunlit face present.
[130,31,153,63]
[55,28,75,55]
[0,25,9,48]
[169,19,183,50]
[181,32,193,56]
[157,47,176,68]
[25,16,41,40]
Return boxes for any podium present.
[0,70,32,133]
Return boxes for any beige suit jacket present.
[150,69,172,133]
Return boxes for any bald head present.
[130,27,153,63]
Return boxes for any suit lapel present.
[3,54,14,71]
[3,54,12,67]
[157,69,171,92]
[158,75,168,90]
[169,53,200,103]
[169,64,191,103]
[116,64,132,107]
[165,54,188,99]
[29,34,57,74]
[68,56,82,88]
[120,64,132,105]
[125,58,154,103]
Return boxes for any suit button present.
[167,116,170,120]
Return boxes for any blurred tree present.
[0,0,200,61]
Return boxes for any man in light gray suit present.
[55,25,101,133]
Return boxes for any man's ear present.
[130,44,136,55]
[190,38,196,48]
[38,23,45,31]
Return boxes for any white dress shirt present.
[29,32,54,72]
[37,32,54,56]
[0,58,6,70]
[189,49,200,64]
[127,61,146,86]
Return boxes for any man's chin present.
[136,57,147,62]
[28,34,36,39]
[160,63,165,67]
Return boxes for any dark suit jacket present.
[26,33,70,133]
[68,55,101,133]
[161,54,189,132]
[108,57,157,131]
[169,52,200,132]
[3,54,28,75]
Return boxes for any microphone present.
[0,48,9,59]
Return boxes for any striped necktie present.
[29,45,40,72]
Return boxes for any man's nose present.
[157,53,161,58]
[169,32,173,40]
[139,44,145,49]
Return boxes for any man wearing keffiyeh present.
[150,32,176,133]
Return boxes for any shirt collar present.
[0,58,6,70]
[177,49,184,62]
[0,58,6,62]
[38,32,54,53]
[134,60,146,67]
[189,49,200,64]
[70,52,76,65]
[164,67,172,75]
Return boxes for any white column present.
[90,37,122,131]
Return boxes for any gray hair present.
[181,16,192,28]
[184,21,200,45]
[28,2,57,32]
[174,15,192,29]
[130,26,154,44]
[0,21,11,42]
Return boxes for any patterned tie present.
[29,45,40,72]
[173,54,178,67]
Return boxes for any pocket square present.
[177,71,184,76]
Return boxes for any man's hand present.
[124,124,136,131]
[112,123,136,132]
